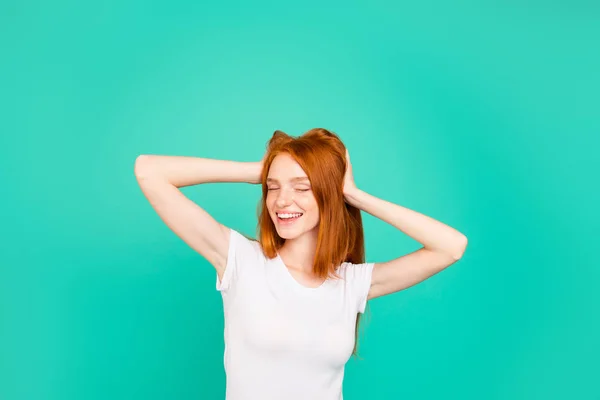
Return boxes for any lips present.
[276,213,303,225]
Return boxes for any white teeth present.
[277,213,303,219]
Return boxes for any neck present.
[278,228,319,273]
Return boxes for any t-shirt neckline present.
[274,252,335,294]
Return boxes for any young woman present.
[134,128,468,400]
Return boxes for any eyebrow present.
[266,177,310,183]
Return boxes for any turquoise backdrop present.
[1,1,598,399]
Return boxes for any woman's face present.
[266,153,320,239]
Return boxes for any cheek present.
[265,198,275,212]
[299,198,319,213]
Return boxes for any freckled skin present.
[266,153,320,241]
[266,153,324,283]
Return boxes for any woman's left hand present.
[343,148,358,199]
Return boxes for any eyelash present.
[267,188,310,192]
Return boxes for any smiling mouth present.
[276,213,303,224]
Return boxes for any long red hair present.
[254,128,369,357]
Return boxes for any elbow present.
[451,235,468,260]
[134,155,155,178]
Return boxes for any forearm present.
[134,155,262,187]
[345,188,467,258]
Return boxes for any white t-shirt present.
[215,228,374,400]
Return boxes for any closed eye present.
[267,187,310,192]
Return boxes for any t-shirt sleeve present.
[345,262,375,314]
[215,228,261,292]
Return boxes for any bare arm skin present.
[134,155,262,280]
[344,187,468,300]
[342,149,467,300]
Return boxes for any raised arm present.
[134,155,263,280]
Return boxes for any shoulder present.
[337,261,375,313]
[338,261,375,281]
[216,228,266,292]
[228,228,266,261]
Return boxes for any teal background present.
[1,2,598,399]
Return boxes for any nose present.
[275,189,294,207]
